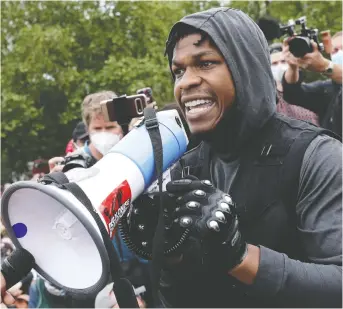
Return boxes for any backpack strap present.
[280,128,337,218]
[253,116,335,227]
[177,142,211,180]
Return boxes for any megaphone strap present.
[143,107,165,306]
[39,172,139,308]
[39,172,69,187]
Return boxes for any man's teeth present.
[184,99,214,112]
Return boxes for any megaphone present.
[1,109,188,297]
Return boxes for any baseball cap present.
[72,121,89,142]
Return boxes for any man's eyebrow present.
[172,50,218,66]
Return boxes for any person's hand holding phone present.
[48,157,65,173]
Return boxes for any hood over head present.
[165,7,276,159]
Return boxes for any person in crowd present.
[126,7,342,308]
[65,121,89,155]
[49,91,124,173]
[29,159,49,181]
[269,43,320,125]
[64,139,74,155]
[71,121,89,150]
[282,31,342,136]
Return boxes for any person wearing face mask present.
[48,91,124,173]
[282,31,342,137]
[81,91,124,160]
[269,43,319,125]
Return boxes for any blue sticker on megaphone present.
[12,222,28,238]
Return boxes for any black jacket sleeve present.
[281,73,333,118]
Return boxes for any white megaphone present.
[1,109,188,297]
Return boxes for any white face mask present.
[90,131,121,155]
[331,49,343,66]
[271,63,288,83]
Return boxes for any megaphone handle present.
[39,172,139,308]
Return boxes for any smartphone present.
[100,94,148,124]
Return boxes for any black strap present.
[40,172,69,187]
[143,107,165,307]
[39,172,139,308]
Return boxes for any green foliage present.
[1,0,220,181]
[1,1,342,181]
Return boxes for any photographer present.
[282,31,342,136]
[269,43,319,125]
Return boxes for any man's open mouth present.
[184,99,215,114]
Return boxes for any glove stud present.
[207,220,220,232]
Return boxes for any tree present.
[1,1,341,181]
[1,1,220,181]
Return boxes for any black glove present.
[119,193,189,260]
[166,178,248,272]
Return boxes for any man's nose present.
[178,68,202,90]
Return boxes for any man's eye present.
[200,61,214,68]
[173,68,185,77]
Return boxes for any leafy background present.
[1,1,342,182]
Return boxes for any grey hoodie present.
[161,7,342,308]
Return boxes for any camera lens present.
[135,98,143,114]
[289,37,312,57]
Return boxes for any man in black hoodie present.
[125,7,342,308]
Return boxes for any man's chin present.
[189,124,216,137]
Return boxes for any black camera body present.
[280,16,323,58]
[61,151,96,172]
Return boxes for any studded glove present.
[119,193,190,260]
[166,178,248,272]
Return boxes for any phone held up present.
[100,87,155,126]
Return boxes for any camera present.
[61,152,96,172]
[280,16,323,58]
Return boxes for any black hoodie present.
[160,7,342,308]
[166,7,276,159]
